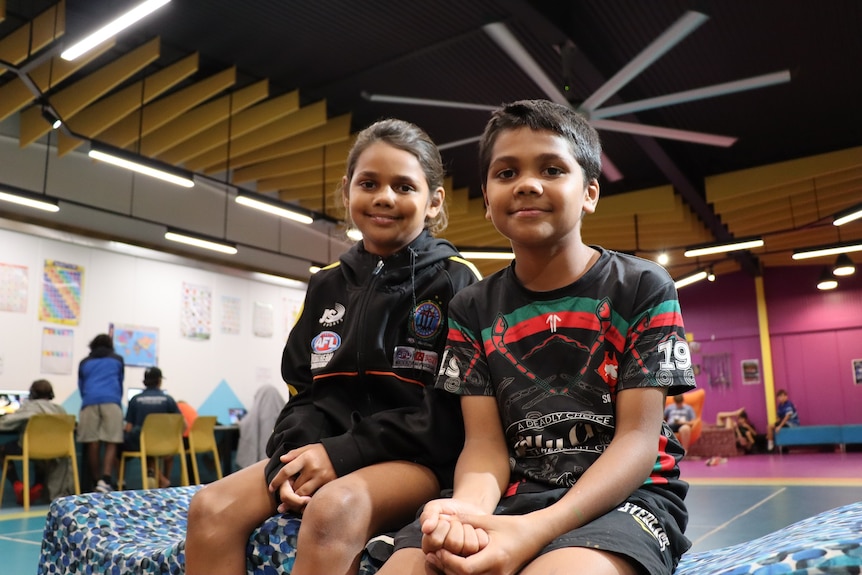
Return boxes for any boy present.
[0,379,68,504]
[767,389,799,451]
[380,100,695,575]
[664,394,696,450]
[124,367,181,487]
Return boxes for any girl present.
[185,118,481,575]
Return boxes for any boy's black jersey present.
[436,247,696,497]
[265,230,481,487]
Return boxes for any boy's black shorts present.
[394,486,691,575]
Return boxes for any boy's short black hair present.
[478,99,602,186]
[29,379,54,400]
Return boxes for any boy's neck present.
[513,242,599,292]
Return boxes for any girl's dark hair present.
[338,118,448,234]
[478,99,602,186]
[29,379,54,400]
[89,333,114,351]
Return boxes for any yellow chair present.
[119,413,189,490]
[0,413,80,511]
[187,415,222,484]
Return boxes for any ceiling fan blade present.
[482,22,569,106]
[600,153,623,182]
[363,92,497,112]
[483,22,623,181]
[580,11,709,113]
[438,135,483,151]
[591,70,791,119]
[591,119,736,147]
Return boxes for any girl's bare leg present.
[291,461,439,575]
[185,459,276,575]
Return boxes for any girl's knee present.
[302,481,373,541]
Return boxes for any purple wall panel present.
[678,265,862,429]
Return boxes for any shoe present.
[29,483,44,503]
[13,481,24,505]
[146,473,158,489]
[95,479,113,493]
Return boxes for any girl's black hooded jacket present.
[264,230,481,489]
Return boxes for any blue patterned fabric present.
[37,487,862,574]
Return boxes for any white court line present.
[0,533,42,546]
[691,487,786,547]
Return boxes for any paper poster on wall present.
[0,262,28,313]
[284,296,303,336]
[253,301,274,338]
[111,323,159,367]
[40,326,74,374]
[181,282,212,340]
[39,260,83,325]
[221,295,241,335]
[741,359,760,385]
[853,359,862,386]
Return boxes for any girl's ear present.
[482,187,491,220]
[341,175,350,209]
[427,186,444,218]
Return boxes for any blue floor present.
[3,463,861,573]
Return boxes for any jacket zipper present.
[356,258,384,376]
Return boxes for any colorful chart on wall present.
[111,323,159,367]
[41,326,74,374]
[181,282,212,340]
[39,260,83,325]
[0,262,28,313]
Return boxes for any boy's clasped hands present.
[420,499,547,575]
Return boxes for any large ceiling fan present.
[365,11,791,182]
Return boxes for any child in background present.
[380,99,695,575]
[124,367,180,488]
[768,389,800,451]
[185,118,481,575]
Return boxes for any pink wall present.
[678,265,862,432]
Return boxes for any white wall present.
[0,219,303,409]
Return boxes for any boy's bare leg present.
[185,459,275,575]
[291,461,439,575]
[522,547,638,575]
[377,547,435,575]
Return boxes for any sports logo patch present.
[319,303,345,327]
[412,300,443,340]
[311,331,341,353]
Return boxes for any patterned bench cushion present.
[38,487,862,574]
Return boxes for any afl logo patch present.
[312,331,341,353]
[412,300,443,339]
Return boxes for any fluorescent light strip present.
[684,238,764,257]
[792,243,862,260]
[61,0,171,61]
[0,190,60,212]
[235,195,313,224]
[89,149,194,188]
[833,206,862,226]
[674,270,708,289]
[460,251,516,260]
[165,231,237,255]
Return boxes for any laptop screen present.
[0,390,30,415]
[228,407,248,425]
